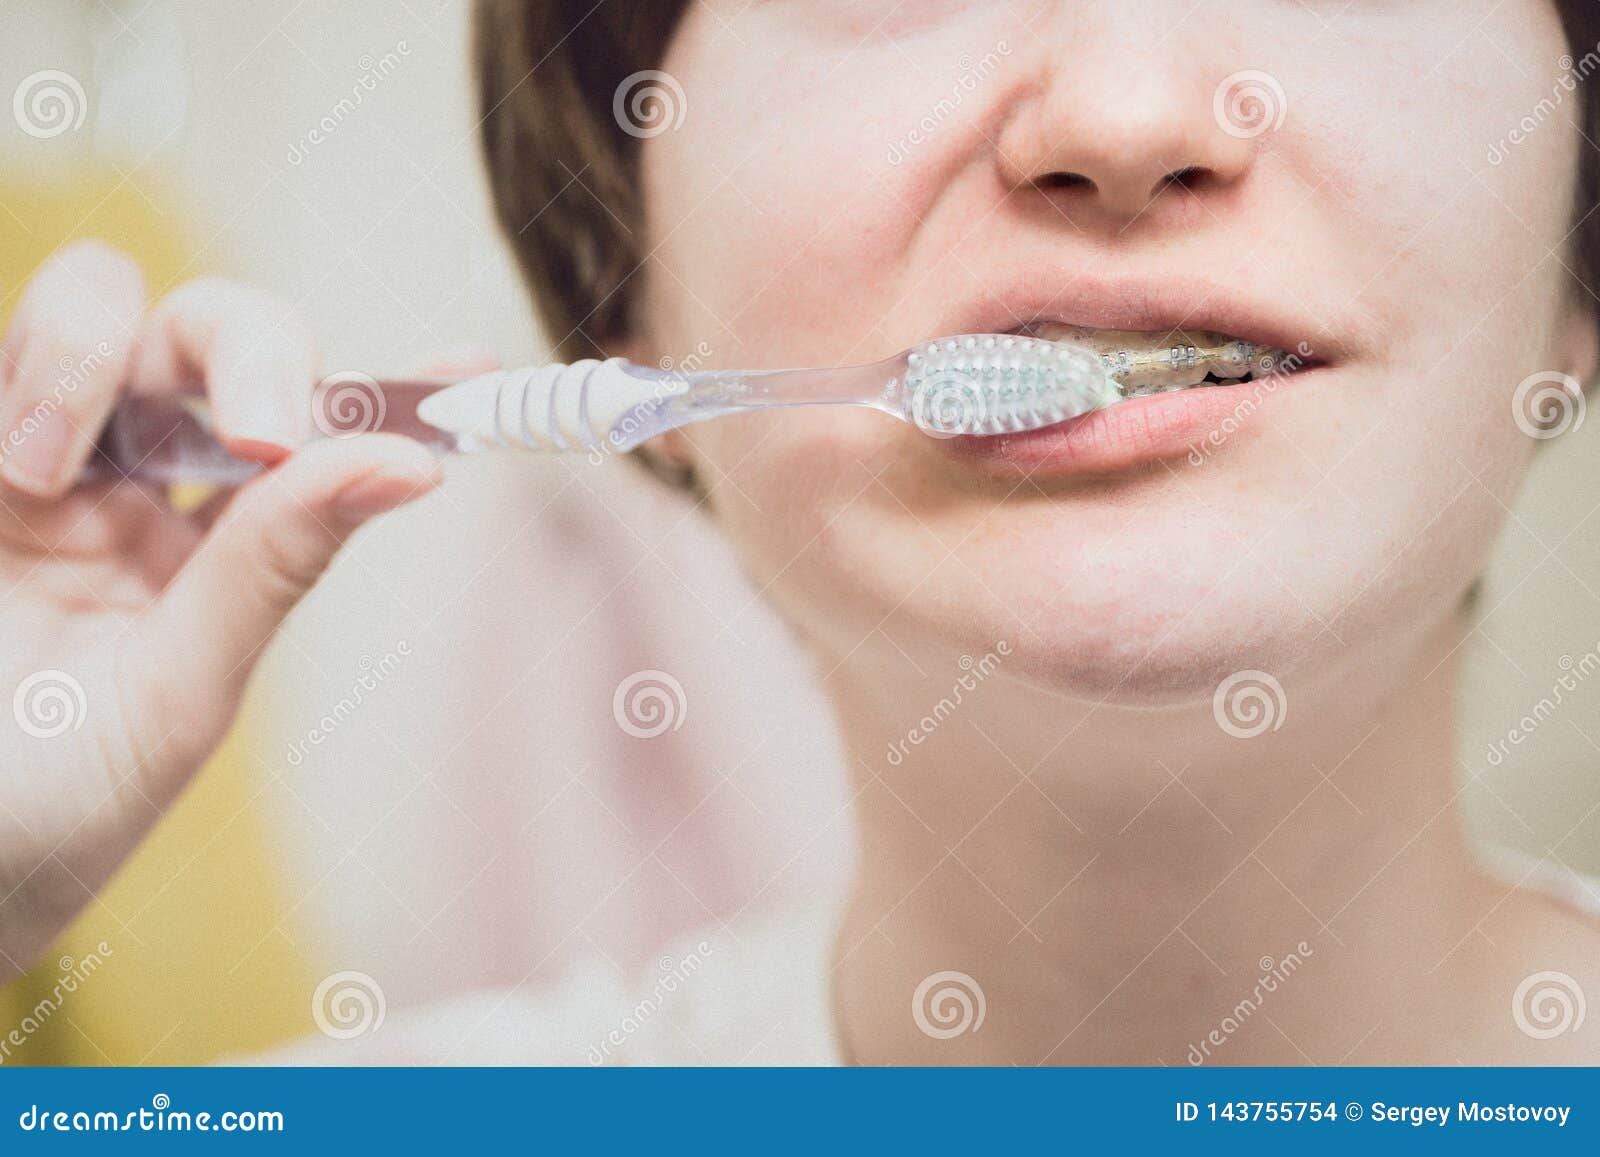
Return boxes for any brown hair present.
[475,3,689,363]
[476,1,1600,363]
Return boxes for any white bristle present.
[902,334,1115,436]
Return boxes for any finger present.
[0,479,169,558]
[128,277,318,462]
[0,241,145,497]
[125,434,440,775]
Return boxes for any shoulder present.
[1473,849,1600,1063]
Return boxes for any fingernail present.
[0,408,75,493]
[332,464,436,521]
[222,434,295,466]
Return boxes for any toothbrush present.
[83,334,1282,485]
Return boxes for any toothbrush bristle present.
[902,334,1114,437]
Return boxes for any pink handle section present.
[85,378,458,487]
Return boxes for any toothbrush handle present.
[82,379,456,487]
[480,357,891,455]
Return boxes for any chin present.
[867,496,1357,709]
[996,617,1310,710]
[915,584,1318,712]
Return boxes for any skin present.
[624,0,1600,1062]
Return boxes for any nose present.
[996,44,1258,223]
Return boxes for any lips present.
[929,272,1329,478]
[941,270,1333,365]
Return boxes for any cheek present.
[643,82,876,362]
[1278,12,1578,351]
[644,20,1005,366]
[684,409,903,598]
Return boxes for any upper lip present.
[936,268,1339,367]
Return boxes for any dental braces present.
[1107,336,1283,396]
[1016,324,1285,396]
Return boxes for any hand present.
[0,241,441,977]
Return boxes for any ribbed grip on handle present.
[482,357,674,453]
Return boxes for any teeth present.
[1020,322,1286,394]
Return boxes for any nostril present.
[1035,170,1095,193]
[1160,166,1208,192]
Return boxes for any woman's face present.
[637,0,1593,703]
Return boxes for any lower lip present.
[937,368,1322,478]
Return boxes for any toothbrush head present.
[900,334,1118,437]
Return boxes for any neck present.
[823,613,1496,1065]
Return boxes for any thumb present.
[129,434,440,779]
